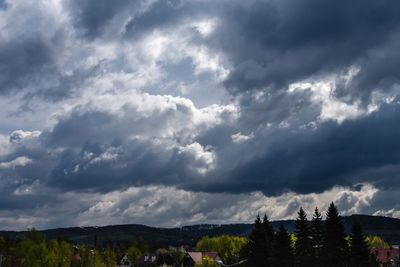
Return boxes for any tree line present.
[241,202,378,267]
[0,202,390,267]
[0,229,119,267]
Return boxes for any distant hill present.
[0,214,399,249]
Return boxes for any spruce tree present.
[263,214,275,257]
[271,225,294,267]
[243,214,273,267]
[349,221,371,267]
[311,207,323,264]
[323,202,348,267]
[294,208,314,267]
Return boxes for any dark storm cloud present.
[67,0,400,102]
[2,94,400,197]
[0,37,55,94]
[0,188,59,211]
[68,0,212,40]
[0,0,7,9]
[47,138,183,192]
[2,0,400,197]
[124,0,183,36]
[19,101,218,192]
[2,0,400,228]
[213,0,400,102]
[13,99,397,196]
[368,189,400,212]
[221,102,400,195]
[123,0,209,38]
[4,0,400,103]
[0,6,101,101]
[68,0,135,38]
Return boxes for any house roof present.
[186,252,220,264]
[135,254,160,265]
[373,248,399,263]
[187,252,202,263]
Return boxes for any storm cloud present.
[0,0,400,229]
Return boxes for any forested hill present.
[0,214,399,249]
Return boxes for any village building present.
[373,247,400,267]
[181,252,221,267]
[117,254,132,267]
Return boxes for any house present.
[156,253,175,266]
[135,254,160,267]
[181,252,221,267]
[373,247,400,267]
[118,254,132,267]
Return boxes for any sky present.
[0,0,400,230]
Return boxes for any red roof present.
[373,248,399,263]
[187,252,220,264]
[203,252,219,260]
[187,252,202,263]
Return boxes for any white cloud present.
[288,68,379,123]
[191,18,218,37]
[289,81,364,124]
[178,142,216,175]
[9,130,41,143]
[73,183,384,228]
[56,86,239,144]
[231,132,254,144]
[0,156,33,169]
[0,182,395,230]
[90,147,121,164]
[13,180,43,196]
[373,209,400,218]
[0,134,12,156]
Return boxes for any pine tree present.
[263,214,275,257]
[271,225,294,267]
[242,215,267,267]
[311,207,323,264]
[349,221,372,267]
[242,214,274,267]
[294,208,314,267]
[323,202,348,267]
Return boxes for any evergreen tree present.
[349,222,371,267]
[271,225,294,267]
[242,214,274,267]
[310,207,323,264]
[294,208,314,267]
[263,214,275,258]
[323,202,348,267]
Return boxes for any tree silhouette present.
[263,214,275,260]
[294,208,314,267]
[271,225,294,267]
[311,207,323,264]
[349,221,372,267]
[242,214,274,267]
[323,202,348,267]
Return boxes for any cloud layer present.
[0,0,400,229]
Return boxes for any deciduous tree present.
[196,235,247,264]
